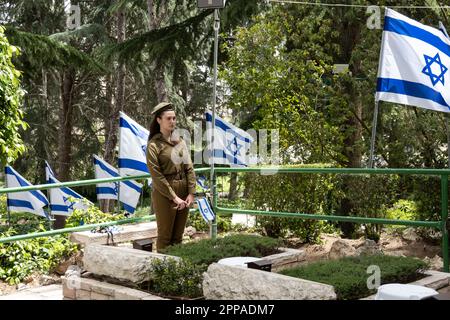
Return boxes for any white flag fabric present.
[45,161,92,216]
[118,112,150,176]
[376,8,450,113]
[94,155,143,214]
[196,197,215,223]
[197,176,209,191]
[5,166,49,218]
[94,155,118,201]
[205,111,254,166]
[439,21,450,39]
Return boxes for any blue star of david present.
[141,144,146,156]
[63,196,75,210]
[422,53,448,86]
[226,137,242,157]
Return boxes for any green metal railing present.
[211,167,450,273]
[0,169,207,244]
[0,166,449,272]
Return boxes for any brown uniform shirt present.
[146,132,196,200]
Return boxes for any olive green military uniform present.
[146,132,196,252]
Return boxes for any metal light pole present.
[197,0,226,240]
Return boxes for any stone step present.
[0,284,63,300]
[69,222,157,246]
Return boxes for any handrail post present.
[441,174,449,273]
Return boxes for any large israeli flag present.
[45,161,91,216]
[5,166,49,219]
[118,112,150,176]
[94,155,143,214]
[205,111,254,166]
[376,8,450,113]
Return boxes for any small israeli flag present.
[118,112,150,177]
[205,111,254,166]
[94,155,143,214]
[195,197,215,223]
[5,166,49,219]
[45,161,92,216]
[376,8,450,113]
[196,176,209,191]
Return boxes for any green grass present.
[279,254,428,300]
[164,234,282,268]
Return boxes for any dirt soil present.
[293,231,442,264]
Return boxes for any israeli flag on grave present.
[94,155,143,214]
[118,112,150,176]
[5,166,49,219]
[45,161,92,216]
[205,111,254,166]
[376,8,450,113]
[196,197,215,223]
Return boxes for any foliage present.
[339,174,400,241]
[0,211,43,235]
[386,199,419,229]
[280,254,428,300]
[0,228,78,285]
[186,210,232,233]
[0,26,27,165]
[145,258,204,299]
[242,164,339,243]
[65,205,126,228]
[164,234,281,268]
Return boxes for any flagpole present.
[447,114,450,169]
[369,100,380,168]
[4,166,11,227]
[117,115,122,216]
[140,179,145,209]
[209,8,220,240]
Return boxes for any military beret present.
[151,102,174,115]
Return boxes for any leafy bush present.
[65,205,126,228]
[145,258,204,299]
[340,175,400,241]
[279,254,428,300]
[164,234,282,267]
[0,228,78,285]
[385,200,418,229]
[186,210,232,233]
[242,164,338,243]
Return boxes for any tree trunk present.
[228,172,239,201]
[147,0,169,102]
[55,69,75,229]
[102,8,126,213]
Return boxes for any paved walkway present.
[0,284,63,300]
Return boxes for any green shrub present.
[0,228,78,285]
[385,199,418,230]
[340,175,400,241]
[65,205,126,228]
[164,234,282,267]
[242,164,338,243]
[0,212,43,235]
[186,211,233,233]
[145,258,204,299]
[279,254,428,300]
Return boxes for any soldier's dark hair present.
[149,106,175,140]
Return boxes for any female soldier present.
[146,102,196,252]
